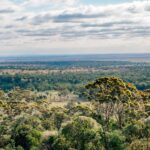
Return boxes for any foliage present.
[85,77,141,103]
[0,75,150,150]
[49,116,102,150]
[12,125,41,150]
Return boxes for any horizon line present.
[0,52,150,57]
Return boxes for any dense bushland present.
[0,65,150,93]
[0,77,150,150]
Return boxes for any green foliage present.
[52,135,71,150]
[107,130,126,150]
[0,63,150,93]
[67,104,93,116]
[53,112,68,130]
[123,122,143,142]
[16,146,24,150]
[85,77,141,103]
[60,116,102,150]
[129,139,150,150]
[42,119,55,130]
[12,125,41,150]
[0,75,150,150]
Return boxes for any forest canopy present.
[0,76,150,150]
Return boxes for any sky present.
[0,0,150,55]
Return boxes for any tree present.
[60,116,102,150]
[85,77,141,103]
[52,135,71,150]
[12,125,41,150]
[106,130,125,150]
[85,77,142,128]
[53,112,68,130]
[123,122,143,142]
[143,117,150,150]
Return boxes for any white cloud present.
[0,0,150,54]
[21,0,78,9]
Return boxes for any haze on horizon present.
[0,0,150,55]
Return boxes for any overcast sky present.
[0,0,150,55]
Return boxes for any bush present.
[107,130,126,150]
[12,125,41,150]
[61,116,102,150]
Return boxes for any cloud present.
[53,12,107,23]
[22,0,78,9]
[0,8,15,14]
[21,0,150,40]
[16,28,58,37]
[0,0,150,54]
[15,16,27,21]
[31,14,52,25]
